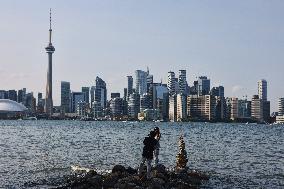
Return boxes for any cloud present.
[232,85,243,94]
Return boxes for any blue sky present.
[0,0,283,111]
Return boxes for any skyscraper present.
[45,9,55,116]
[278,98,284,116]
[251,95,264,122]
[71,92,85,113]
[198,76,210,96]
[94,76,107,109]
[258,79,267,101]
[167,71,176,96]
[61,81,71,113]
[82,87,90,105]
[178,70,187,95]
[135,70,148,95]
[210,86,224,98]
[127,76,133,97]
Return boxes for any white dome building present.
[0,99,27,119]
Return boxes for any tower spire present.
[49,8,52,30]
[49,8,52,44]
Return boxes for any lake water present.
[0,120,283,188]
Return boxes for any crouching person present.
[138,131,157,179]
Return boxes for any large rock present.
[112,165,126,174]
[88,175,103,188]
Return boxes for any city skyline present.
[0,1,284,111]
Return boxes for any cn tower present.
[45,9,55,116]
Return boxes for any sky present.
[0,0,283,111]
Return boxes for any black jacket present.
[142,136,158,159]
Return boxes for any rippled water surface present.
[0,120,283,188]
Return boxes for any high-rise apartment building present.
[229,97,239,120]
[61,81,71,113]
[140,93,152,112]
[82,87,90,105]
[251,95,263,122]
[278,98,284,116]
[71,92,85,113]
[177,94,187,121]
[198,76,210,96]
[127,76,133,97]
[210,86,224,98]
[169,94,177,122]
[94,76,107,109]
[135,70,148,95]
[187,95,216,121]
[128,93,140,119]
[110,97,123,118]
[178,70,187,95]
[37,92,45,113]
[167,71,176,96]
[258,79,267,101]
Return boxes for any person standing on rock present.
[153,127,161,167]
[138,131,158,179]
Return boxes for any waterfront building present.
[25,93,36,113]
[0,99,27,119]
[278,98,284,116]
[210,86,224,98]
[198,76,210,96]
[17,89,24,103]
[77,101,87,117]
[44,9,55,116]
[81,87,90,106]
[61,81,71,113]
[71,92,85,113]
[238,99,251,118]
[127,76,133,97]
[37,92,45,113]
[167,71,176,96]
[263,101,270,123]
[187,95,216,121]
[177,94,187,121]
[135,70,148,95]
[93,101,102,118]
[8,90,17,102]
[147,74,153,93]
[123,88,127,101]
[276,115,284,124]
[169,94,177,122]
[178,70,187,95]
[110,97,123,118]
[215,96,226,121]
[229,98,239,120]
[128,92,140,119]
[138,109,160,121]
[258,79,267,101]
[251,95,263,122]
[93,76,107,109]
[140,93,152,112]
[90,86,95,105]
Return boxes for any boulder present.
[112,165,126,174]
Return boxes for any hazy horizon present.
[0,0,283,111]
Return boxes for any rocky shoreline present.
[55,164,209,189]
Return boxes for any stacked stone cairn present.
[176,134,188,171]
